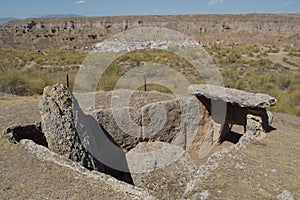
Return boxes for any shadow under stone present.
[4,99,134,185]
[73,97,134,185]
[219,131,243,144]
[264,124,277,133]
[5,123,48,147]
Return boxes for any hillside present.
[0,17,16,25]
[0,14,299,50]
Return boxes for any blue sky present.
[0,0,299,18]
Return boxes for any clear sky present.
[0,0,299,19]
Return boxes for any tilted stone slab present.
[94,107,142,151]
[188,84,277,108]
[39,84,134,184]
[126,141,198,200]
[94,97,202,151]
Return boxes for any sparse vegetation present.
[0,48,86,95]
[0,45,299,116]
[97,49,203,91]
[206,45,300,116]
[283,46,300,57]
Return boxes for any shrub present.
[0,70,30,95]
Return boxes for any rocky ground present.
[0,93,299,199]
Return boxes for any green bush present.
[0,70,30,95]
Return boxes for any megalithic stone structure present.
[188,84,277,159]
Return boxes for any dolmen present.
[188,84,277,146]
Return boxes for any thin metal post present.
[66,74,69,87]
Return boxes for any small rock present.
[200,190,210,199]
[193,190,210,200]
[235,163,245,170]
[276,190,294,200]
[271,169,277,173]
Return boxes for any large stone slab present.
[94,107,142,151]
[39,84,104,171]
[94,97,202,151]
[189,84,277,108]
[39,84,134,184]
[126,141,198,200]
[141,97,202,150]
[141,100,181,143]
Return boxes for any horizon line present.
[2,12,300,20]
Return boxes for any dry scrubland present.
[0,44,299,115]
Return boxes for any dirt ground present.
[199,112,300,199]
[0,94,299,199]
[0,95,145,200]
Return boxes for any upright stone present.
[246,114,266,140]
[38,84,104,171]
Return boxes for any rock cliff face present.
[0,14,299,49]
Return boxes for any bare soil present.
[0,95,137,200]
[267,50,300,70]
[198,113,300,199]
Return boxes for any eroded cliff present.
[0,14,299,49]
